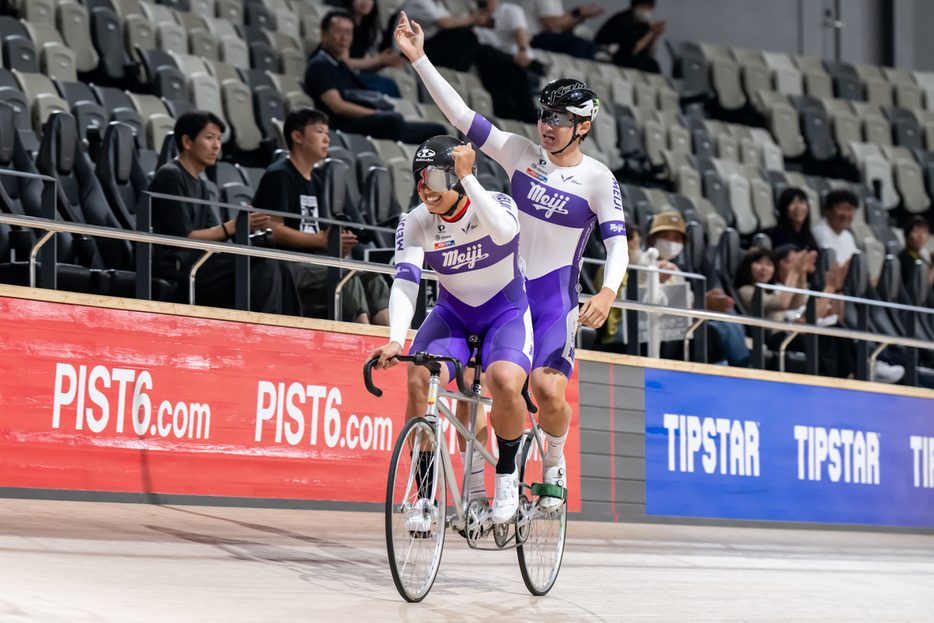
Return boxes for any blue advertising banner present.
[645,369,934,528]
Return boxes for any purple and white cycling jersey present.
[411,55,629,376]
[389,177,533,374]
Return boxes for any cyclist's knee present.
[406,364,430,398]
[486,364,526,403]
[531,376,567,412]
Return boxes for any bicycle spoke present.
[516,430,567,595]
[385,418,446,602]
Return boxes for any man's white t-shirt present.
[522,0,564,37]
[402,0,451,40]
[476,3,534,58]
[813,220,858,264]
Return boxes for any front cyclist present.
[368,136,533,525]
[395,13,629,510]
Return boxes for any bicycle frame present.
[364,351,545,539]
[426,365,545,535]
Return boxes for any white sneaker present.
[540,455,566,512]
[404,498,437,534]
[873,360,905,384]
[491,470,519,524]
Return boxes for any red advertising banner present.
[0,296,581,511]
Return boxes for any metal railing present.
[751,282,934,384]
[582,258,709,362]
[579,288,934,385]
[3,207,932,387]
[0,212,429,317]
[139,191,397,316]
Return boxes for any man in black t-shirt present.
[148,111,300,314]
[303,9,445,144]
[254,108,389,324]
[594,0,664,73]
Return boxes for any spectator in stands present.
[736,245,903,382]
[813,189,858,266]
[898,215,934,288]
[640,211,750,367]
[594,0,665,73]
[253,108,390,325]
[523,0,604,60]
[474,0,543,124]
[149,111,300,315]
[401,0,485,71]
[343,0,407,96]
[304,10,446,143]
[764,187,819,253]
[735,245,813,323]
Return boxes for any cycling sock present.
[460,449,486,499]
[495,435,522,475]
[414,450,435,499]
[543,429,568,466]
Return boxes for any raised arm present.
[395,11,529,169]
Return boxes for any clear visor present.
[537,107,576,128]
[421,167,459,193]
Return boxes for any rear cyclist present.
[395,12,629,510]
[368,136,533,525]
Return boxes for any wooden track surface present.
[1,499,932,622]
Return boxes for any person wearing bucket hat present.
[640,211,750,367]
[395,11,629,512]
[645,210,687,267]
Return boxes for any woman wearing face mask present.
[594,0,665,73]
[639,211,686,286]
[638,212,750,366]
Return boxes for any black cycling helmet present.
[539,78,599,120]
[538,79,599,155]
[412,135,476,214]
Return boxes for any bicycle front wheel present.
[516,429,567,596]
[385,416,446,602]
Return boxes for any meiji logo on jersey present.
[611,179,623,210]
[528,182,570,217]
[526,167,547,182]
[609,223,626,234]
[442,243,489,270]
[434,240,456,249]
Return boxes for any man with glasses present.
[395,12,629,512]
[369,135,532,526]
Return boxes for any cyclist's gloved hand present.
[368,341,403,370]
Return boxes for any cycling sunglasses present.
[537,107,576,128]
[421,167,460,193]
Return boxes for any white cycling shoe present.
[540,455,566,512]
[491,469,519,524]
[405,498,438,534]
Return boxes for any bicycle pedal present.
[531,483,567,501]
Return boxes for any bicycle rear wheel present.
[516,429,567,596]
[385,417,446,602]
